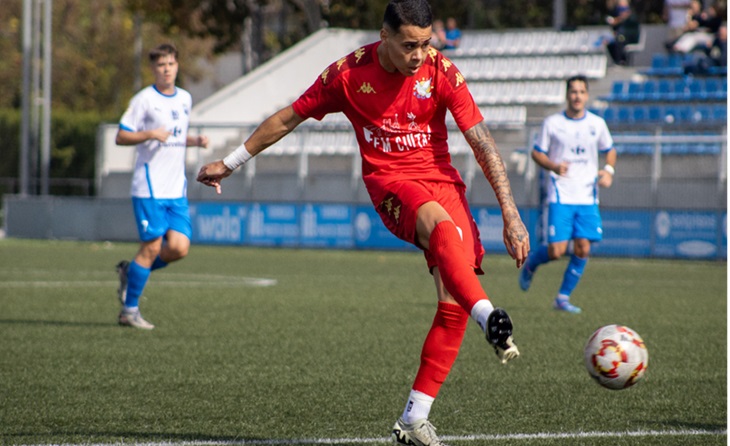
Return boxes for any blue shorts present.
[547,203,603,243]
[132,197,192,242]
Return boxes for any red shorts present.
[371,180,485,274]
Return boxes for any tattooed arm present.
[464,121,530,267]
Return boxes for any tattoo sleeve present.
[464,122,520,220]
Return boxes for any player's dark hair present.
[149,43,178,63]
[383,0,433,32]
[566,75,589,91]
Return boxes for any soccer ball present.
[584,324,648,390]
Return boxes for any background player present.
[519,75,616,314]
[115,43,209,330]
[197,1,529,444]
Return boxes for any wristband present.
[222,144,253,170]
[603,164,615,175]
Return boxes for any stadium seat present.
[687,79,703,101]
[632,106,648,123]
[711,105,727,122]
[647,105,664,123]
[655,79,672,101]
[617,106,631,124]
[640,81,657,102]
[605,81,625,101]
[625,82,642,101]
[670,78,688,101]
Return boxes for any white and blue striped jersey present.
[119,85,192,199]
[533,111,613,205]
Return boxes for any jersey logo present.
[428,47,438,63]
[354,47,366,63]
[320,67,331,85]
[454,72,465,87]
[358,82,376,94]
[440,58,453,72]
[413,77,433,99]
[171,110,179,120]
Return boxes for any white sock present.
[470,299,495,334]
[402,390,435,424]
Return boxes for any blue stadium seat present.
[640,81,656,102]
[602,107,616,123]
[694,105,712,122]
[677,106,693,123]
[663,105,679,124]
[647,105,664,123]
[711,105,727,122]
[626,82,642,101]
[703,78,723,101]
[617,106,631,124]
[632,106,648,123]
[606,81,625,101]
[687,79,703,101]
[655,79,672,101]
[670,79,688,101]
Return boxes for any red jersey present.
[292,42,483,199]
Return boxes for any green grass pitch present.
[0,238,726,445]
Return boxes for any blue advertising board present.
[247,203,300,247]
[653,210,720,259]
[353,205,415,250]
[472,207,508,254]
[300,204,354,248]
[190,201,725,260]
[190,202,247,245]
[599,210,652,257]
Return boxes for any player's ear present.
[380,26,389,43]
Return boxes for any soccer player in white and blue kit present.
[519,75,616,314]
[114,43,209,329]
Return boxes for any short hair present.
[566,75,589,91]
[149,43,178,63]
[383,0,433,32]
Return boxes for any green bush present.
[0,107,116,186]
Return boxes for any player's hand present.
[554,161,569,176]
[598,169,613,188]
[196,160,233,195]
[197,135,210,148]
[503,215,530,269]
[151,127,172,143]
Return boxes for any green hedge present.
[0,108,116,195]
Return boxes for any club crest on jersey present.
[413,77,432,99]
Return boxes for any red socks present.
[412,301,469,397]
[428,221,488,313]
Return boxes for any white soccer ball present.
[584,324,648,390]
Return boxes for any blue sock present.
[527,245,551,272]
[124,260,151,309]
[558,255,588,297]
[151,256,168,271]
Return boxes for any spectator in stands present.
[431,18,446,49]
[684,22,727,74]
[670,1,723,54]
[519,75,617,315]
[443,17,462,49]
[604,0,641,65]
[197,1,529,445]
[114,43,210,330]
[663,0,694,41]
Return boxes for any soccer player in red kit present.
[197,1,530,444]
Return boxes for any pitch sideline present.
[15,428,728,445]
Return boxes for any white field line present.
[13,428,727,445]
[0,271,277,288]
